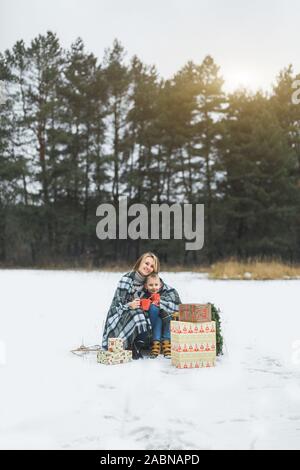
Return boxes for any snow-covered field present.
[0,270,300,450]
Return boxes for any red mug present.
[151,293,160,303]
[140,298,151,311]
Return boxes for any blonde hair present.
[132,252,160,274]
[145,272,160,283]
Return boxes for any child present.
[140,273,172,359]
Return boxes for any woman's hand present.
[129,299,141,309]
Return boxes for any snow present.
[0,270,300,450]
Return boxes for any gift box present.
[98,337,132,365]
[171,351,216,369]
[171,320,216,335]
[108,337,124,353]
[171,337,216,353]
[178,304,212,323]
[171,320,216,369]
[97,349,132,365]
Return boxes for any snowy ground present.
[0,270,300,450]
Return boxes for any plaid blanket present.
[102,271,181,349]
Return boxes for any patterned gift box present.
[171,351,216,369]
[108,337,124,353]
[97,349,132,365]
[178,304,212,323]
[171,320,216,369]
[171,320,216,335]
[171,337,216,353]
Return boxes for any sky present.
[0,0,299,92]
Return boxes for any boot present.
[161,339,171,358]
[150,340,161,359]
[132,338,147,360]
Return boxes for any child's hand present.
[129,299,141,309]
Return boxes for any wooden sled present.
[70,344,101,356]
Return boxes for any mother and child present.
[102,252,181,359]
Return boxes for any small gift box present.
[97,349,132,365]
[108,338,125,353]
[179,304,212,323]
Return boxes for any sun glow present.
[223,68,264,93]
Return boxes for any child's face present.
[145,277,161,293]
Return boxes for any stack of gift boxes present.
[97,338,132,365]
[171,304,216,369]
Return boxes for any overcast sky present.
[0,0,299,92]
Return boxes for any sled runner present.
[70,344,101,356]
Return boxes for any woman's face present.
[138,256,155,276]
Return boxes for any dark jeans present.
[148,304,171,341]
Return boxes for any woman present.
[102,252,181,360]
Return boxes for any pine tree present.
[0,54,12,262]
[56,37,108,258]
[125,56,160,201]
[219,91,299,260]
[102,39,131,260]
[192,56,226,263]
[103,39,130,205]
[156,62,198,204]
[14,32,64,257]
[271,66,300,260]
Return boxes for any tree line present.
[0,31,299,267]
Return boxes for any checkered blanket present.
[102,271,181,349]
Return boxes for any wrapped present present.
[179,304,212,323]
[171,320,216,335]
[108,338,124,353]
[171,351,216,369]
[171,320,216,369]
[97,349,132,365]
[98,337,130,365]
[171,338,216,353]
